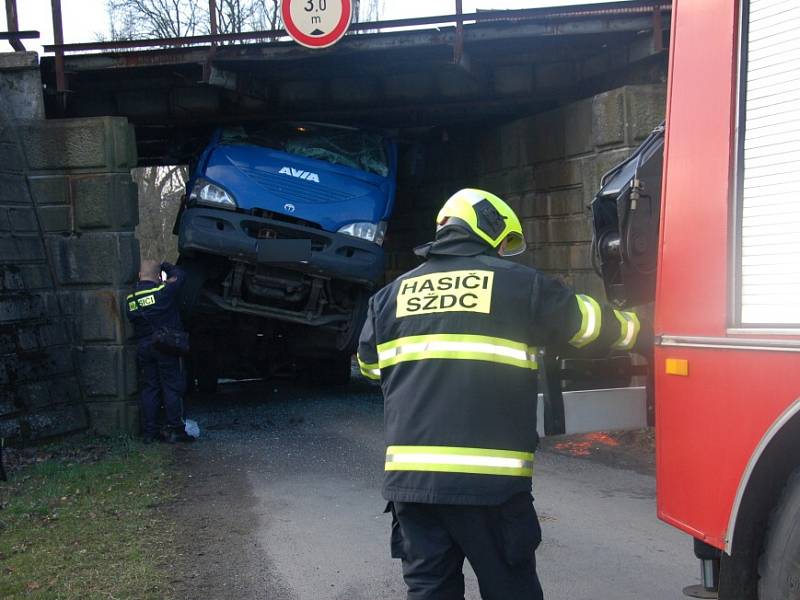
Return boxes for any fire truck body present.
[655,0,800,596]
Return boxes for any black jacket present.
[357,228,641,505]
[126,263,186,340]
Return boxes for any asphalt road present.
[173,375,698,600]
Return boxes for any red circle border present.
[282,0,353,48]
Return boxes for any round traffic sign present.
[281,0,353,49]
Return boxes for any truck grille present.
[239,167,354,204]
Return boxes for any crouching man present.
[126,259,193,444]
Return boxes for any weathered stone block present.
[18,263,53,290]
[0,294,45,323]
[499,122,523,170]
[124,345,138,396]
[531,244,569,270]
[28,175,70,205]
[9,207,37,232]
[17,376,80,410]
[564,99,593,157]
[86,400,139,436]
[38,205,72,232]
[524,109,565,164]
[47,234,116,285]
[0,51,38,70]
[18,117,136,172]
[592,88,626,147]
[79,289,126,343]
[569,243,592,270]
[0,391,15,416]
[37,322,70,347]
[541,215,593,243]
[0,208,10,231]
[534,188,585,218]
[78,345,121,397]
[27,405,88,440]
[47,233,137,286]
[73,174,138,231]
[0,174,28,208]
[16,327,39,351]
[0,52,45,121]
[0,265,23,290]
[625,85,666,142]
[534,158,584,189]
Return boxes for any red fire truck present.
[591,0,800,597]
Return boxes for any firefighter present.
[357,189,642,600]
[126,259,192,444]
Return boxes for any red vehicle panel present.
[656,0,800,556]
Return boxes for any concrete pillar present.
[0,53,141,439]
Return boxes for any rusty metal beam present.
[50,0,67,92]
[0,30,39,41]
[454,0,464,65]
[652,4,664,53]
[4,0,24,51]
[42,2,672,54]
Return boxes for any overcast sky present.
[1,0,631,53]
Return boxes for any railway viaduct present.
[0,1,669,440]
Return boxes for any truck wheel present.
[311,355,352,386]
[758,468,800,599]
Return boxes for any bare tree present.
[106,0,201,39]
[134,166,187,262]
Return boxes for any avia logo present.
[279,167,320,183]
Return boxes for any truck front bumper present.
[178,207,385,287]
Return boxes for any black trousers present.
[389,492,544,600]
[137,340,185,436]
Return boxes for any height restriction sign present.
[281,0,353,49]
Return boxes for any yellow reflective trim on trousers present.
[357,355,381,380]
[612,310,641,351]
[385,445,534,477]
[569,294,602,348]
[376,334,538,371]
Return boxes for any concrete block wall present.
[0,55,141,440]
[387,84,666,299]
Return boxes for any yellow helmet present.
[436,188,526,257]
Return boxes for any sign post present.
[281,0,353,49]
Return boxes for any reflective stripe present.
[133,284,165,297]
[612,310,641,351]
[376,334,538,371]
[385,445,534,477]
[357,355,381,380]
[569,294,602,348]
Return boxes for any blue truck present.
[175,122,398,389]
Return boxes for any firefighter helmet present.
[436,188,526,257]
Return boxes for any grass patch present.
[0,437,177,599]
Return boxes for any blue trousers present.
[137,340,185,436]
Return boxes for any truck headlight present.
[189,178,237,210]
[338,221,387,246]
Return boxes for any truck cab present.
[177,122,398,388]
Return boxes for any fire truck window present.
[736,0,800,327]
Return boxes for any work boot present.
[165,429,195,444]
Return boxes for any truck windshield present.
[219,124,390,177]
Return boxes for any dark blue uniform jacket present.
[126,263,186,340]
